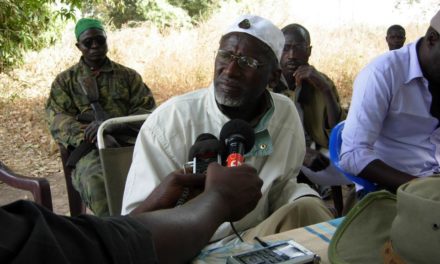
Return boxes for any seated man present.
[122,15,333,244]
[273,24,347,196]
[386,24,406,50]
[340,11,440,193]
[0,163,263,263]
[45,18,156,216]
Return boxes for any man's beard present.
[214,89,244,107]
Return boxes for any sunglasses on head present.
[81,36,107,49]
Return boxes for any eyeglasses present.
[282,43,310,52]
[216,49,265,69]
[81,36,107,49]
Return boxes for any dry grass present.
[0,0,429,177]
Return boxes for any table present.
[262,217,343,263]
[193,217,343,264]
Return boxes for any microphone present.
[219,119,255,167]
[176,133,222,206]
[188,133,223,173]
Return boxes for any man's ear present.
[427,29,440,46]
[307,45,312,58]
[268,68,281,89]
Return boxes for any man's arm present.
[127,71,156,115]
[294,65,342,128]
[131,163,263,263]
[45,77,84,148]
[106,71,157,136]
[130,169,205,214]
[358,159,417,193]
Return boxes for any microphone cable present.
[230,222,244,242]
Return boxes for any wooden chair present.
[58,144,86,216]
[0,161,53,210]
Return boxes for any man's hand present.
[205,163,263,222]
[83,120,103,143]
[132,169,205,214]
[293,65,330,92]
[303,148,330,172]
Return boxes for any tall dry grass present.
[0,0,431,176]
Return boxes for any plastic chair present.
[97,114,149,216]
[329,121,377,192]
[0,161,53,210]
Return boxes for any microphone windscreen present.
[219,119,255,153]
[195,133,217,142]
[188,134,223,160]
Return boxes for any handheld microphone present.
[176,133,223,206]
[188,133,223,173]
[219,119,255,167]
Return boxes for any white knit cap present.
[223,15,284,62]
[431,10,440,33]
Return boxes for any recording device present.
[226,240,320,264]
[187,133,223,173]
[219,119,255,167]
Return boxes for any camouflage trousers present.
[72,149,109,217]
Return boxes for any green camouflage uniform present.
[45,57,156,216]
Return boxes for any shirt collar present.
[405,38,426,84]
[207,84,274,157]
[79,57,113,74]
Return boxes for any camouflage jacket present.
[45,57,156,148]
[272,70,345,148]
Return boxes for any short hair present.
[281,24,311,45]
[387,25,406,36]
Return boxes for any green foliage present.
[168,0,221,23]
[82,0,220,29]
[0,0,222,72]
[0,0,83,72]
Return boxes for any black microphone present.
[188,133,223,173]
[219,119,255,167]
[176,133,222,206]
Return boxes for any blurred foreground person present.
[386,24,406,50]
[45,18,156,216]
[0,163,262,264]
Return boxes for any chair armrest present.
[97,114,149,150]
[0,161,53,211]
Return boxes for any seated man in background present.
[273,23,347,199]
[340,10,440,193]
[122,15,333,245]
[0,163,263,263]
[45,18,156,216]
[386,24,406,50]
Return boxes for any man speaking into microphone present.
[122,15,333,245]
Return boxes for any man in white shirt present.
[122,15,332,243]
[341,10,440,193]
